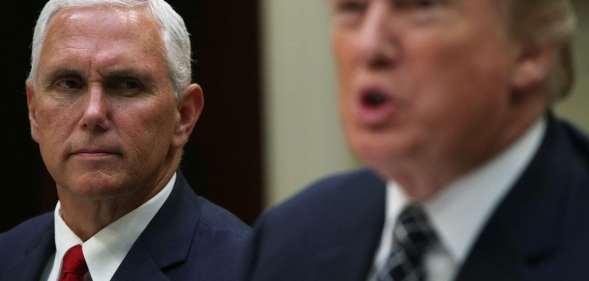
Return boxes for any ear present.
[172,83,204,148]
[510,41,556,93]
[26,80,40,143]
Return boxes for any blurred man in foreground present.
[244,0,589,280]
[0,0,249,280]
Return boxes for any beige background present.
[557,1,589,129]
[261,0,589,207]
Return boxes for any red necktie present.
[59,245,89,281]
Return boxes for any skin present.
[328,0,555,199]
[26,6,203,240]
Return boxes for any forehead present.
[38,5,167,78]
[327,0,509,19]
[329,0,515,40]
[46,5,163,51]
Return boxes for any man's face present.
[330,0,526,183]
[27,6,192,198]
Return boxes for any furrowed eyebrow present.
[42,68,83,86]
[101,69,155,85]
[41,68,156,86]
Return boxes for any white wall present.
[261,0,589,208]
[556,1,589,128]
[261,0,357,207]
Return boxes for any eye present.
[121,78,143,90]
[394,0,441,9]
[336,0,367,13]
[55,78,84,90]
[119,78,143,90]
[107,77,145,96]
[331,0,368,26]
[416,0,436,7]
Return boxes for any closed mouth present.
[70,148,122,158]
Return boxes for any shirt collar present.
[53,173,176,281]
[386,117,546,265]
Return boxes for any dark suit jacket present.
[244,116,589,281]
[0,173,251,281]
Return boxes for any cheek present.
[118,102,177,159]
[333,37,359,119]
[33,104,78,179]
[35,101,78,147]
[333,35,357,80]
[408,33,511,114]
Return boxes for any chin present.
[352,139,390,167]
[67,173,130,198]
[348,131,413,181]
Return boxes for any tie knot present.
[62,245,88,275]
[394,204,438,255]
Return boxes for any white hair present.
[28,0,192,97]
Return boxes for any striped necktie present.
[374,204,439,281]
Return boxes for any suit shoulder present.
[196,196,251,240]
[0,213,52,261]
[172,173,251,240]
[183,197,251,279]
[244,169,386,280]
[266,168,384,217]
[559,119,589,165]
[253,168,385,243]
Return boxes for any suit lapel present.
[110,246,171,281]
[6,216,55,281]
[454,115,575,281]
[111,173,200,281]
[314,171,386,281]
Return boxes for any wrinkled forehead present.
[45,5,161,44]
[37,5,170,82]
[41,6,166,62]
[326,0,511,21]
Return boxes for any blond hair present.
[509,0,577,101]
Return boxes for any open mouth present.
[361,89,391,109]
[354,88,396,127]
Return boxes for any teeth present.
[362,91,389,108]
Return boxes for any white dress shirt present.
[40,173,176,281]
[367,118,546,281]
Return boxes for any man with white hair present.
[0,0,250,280]
[244,0,589,280]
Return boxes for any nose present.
[80,85,111,132]
[356,4,398,71]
